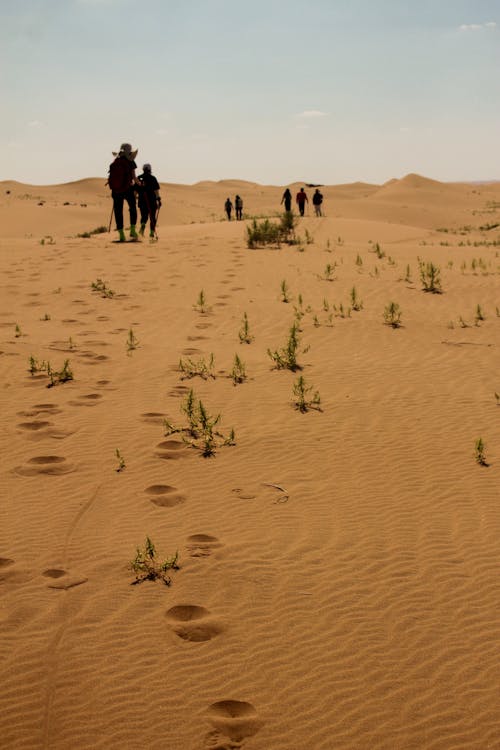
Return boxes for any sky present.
[1,0,499,185]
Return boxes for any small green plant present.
[194,289,208,313]
[229,354,247,384]
[350,286,363,311]
[355,253,363,267]
[292,376,322,413]
[496,307,500,318]
[474,438,488,466]
[404,264,412,283]
[39,235,55,246]
[238,312,253,343]
[458,316,469,328]
[77,225,107,238]
[130,537,179,586]
[15,324,22,338]
[474,305,485,325]
[41,313,51,321]
[383,302,402,328]
[68,337,76,350]
[268,322,300,371]
[494,392,499,405]
[46,359,74,387]
[313,315,320,327]
[322,298,329,312]
[304,228,313,245]
[91,278,115,298]
[322,263,335,281]
[419,260,442,293]
[126,328,139,352]
[373,242,385,259]
[115,448,126,472]
[280,279,291,303]
[28,356,47,375]
[246,212,298,248]
[178,353,215,380]
[164,389,235,458]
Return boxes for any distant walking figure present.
[296,187,308,217]
[137,163,161,238]
[235,195,243,220]
[225,197,233,221]
[108,143,139,242]
[312,188,324,217]
[281,188,292,212]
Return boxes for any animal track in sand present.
[69,393,103,407]
[145,484,186,507]
[42,569,88,589]
[141,412,166,424]
[187,335,208,341]
[232,488,257,500]
[206,701,262,744]
[14,455,76,477]
[186,534,222,557]
[77,351,109,364]
[165,605,223,642]
[18,404,63,417]
[155,440,188,460]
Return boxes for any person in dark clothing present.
[137,163,161,238]
[108,143,139,242]
[281,188,292,212]
[296,187,308,217]
[312,188,324,217]
[235,195,243,220]
[225,197,233,220]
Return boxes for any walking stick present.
[154,204,161,240]
[108,204,114,233]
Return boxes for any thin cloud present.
[459,21,497,31]
[295,110,328,119]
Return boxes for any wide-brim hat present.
[112,143,138,161]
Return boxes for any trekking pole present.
[108,204,114,233]
[154,204,161,240]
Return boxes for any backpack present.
[108,157,132,193]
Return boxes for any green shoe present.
[149,230,155,238]
[118,229,126,242]
[139,224,146,237]
[130,224,139,240]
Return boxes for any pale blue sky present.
[1,0,499,184]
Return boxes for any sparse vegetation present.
[115,448,126,472]
[474,305,485,325]
[383,302,402,328]
[292,376,322,412]
[350,286,363,311]
[178,353,215,380]
[164,389,235,457]
[268,322,301,371]
[77,226,107,238]
[321,263,336,281]
[46,359,74,388]
[419,260,442,293]
[126,328,139,352]
[373,242,385,259]
[130,537,179,586]
[194,289,209,313]
[229,354,247,384]
[238,312,253,343]
[91,278,115,298]
[15,324,22,338]
[474,438,488,466]
[280,279,291,303]
[246,211,298,248]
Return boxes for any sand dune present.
[0,176,499,749]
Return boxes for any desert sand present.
[0,174,499,750]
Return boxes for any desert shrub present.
[130,537,179,585]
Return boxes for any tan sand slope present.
[0,176,499,749]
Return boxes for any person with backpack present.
[312,188,324,217]
[281,188,292,212]
[296,187,308,217]
[235,195,243,220]
[108,143,139,242]
[137,163,161,238]
[224,197,233,221]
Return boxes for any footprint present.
[14,455,75,476]
[186,534,222,557]
[155,440,188,460]
[42,568,88,589]
[169,385,191,397]
[187,335,208,341]
[141,412,166,424]
[17,420,54,431]
[166,605,223,642]
[195,323,212,330]
[145,485,186,507]
[69,393,103,407]
[181,348,202,356]
[232,488,256,500]
[206,701,262,743]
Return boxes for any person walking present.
[224,197,233,221]
[235,195,243,220]
[312,188,324,217]
[296,187,308,217]
[137,163,161,238]
[281,188,292,212]
[108,143,139,242]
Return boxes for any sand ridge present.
[0,176,499,749]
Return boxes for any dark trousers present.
[139,193,157,231]
[236,207,242,220]
[284,200,292,212]
[113,188,137,230]
[298,201,306,216]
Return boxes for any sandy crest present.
[0,175,499,749]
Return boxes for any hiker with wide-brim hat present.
[136,163,161,239]
[107,143,139,242]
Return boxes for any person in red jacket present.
[296,187,308,216]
